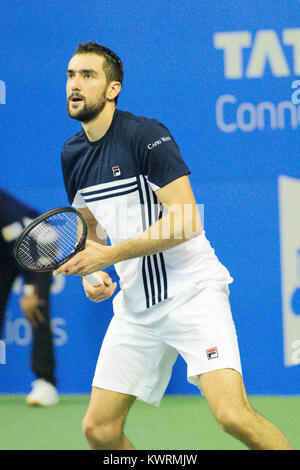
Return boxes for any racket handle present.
[83,273,103,286]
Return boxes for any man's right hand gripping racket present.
[13,207,103,286]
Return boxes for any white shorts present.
[92,283,242,406]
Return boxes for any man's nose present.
[71,74,82,90]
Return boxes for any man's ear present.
[107,81,122,102]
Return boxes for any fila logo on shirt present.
[206,347,218,360]
[112,166,121,177]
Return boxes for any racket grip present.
[83,273,103,286]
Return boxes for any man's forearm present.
[53,205,202,277]
[110,205,202,264]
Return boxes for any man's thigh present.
[162,284,242,387]
[199,368,250,416]
[92,314,178,406]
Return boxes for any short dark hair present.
[73,41,123,104]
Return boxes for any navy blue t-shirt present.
[61,109,191,207]
[61,109,195,312]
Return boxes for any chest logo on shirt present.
[112,166,121,177]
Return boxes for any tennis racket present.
[13,207,103,286]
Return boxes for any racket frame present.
[13,206,88,272]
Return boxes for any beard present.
[67,89,107,123]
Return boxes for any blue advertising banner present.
[0,0,299,395]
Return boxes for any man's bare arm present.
[54,176,202,277]
[109,175,203,263]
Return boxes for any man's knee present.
[215,403,254,435]
[82,414,123,449]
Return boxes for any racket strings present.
[17,212,84,269]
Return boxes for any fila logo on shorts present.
[112,166,121,177]
[206,347,218,360]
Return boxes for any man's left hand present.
[53,240,115,277]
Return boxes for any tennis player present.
[0,189,59,406]
[55,41,293,450]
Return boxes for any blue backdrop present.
[1,0,299,395]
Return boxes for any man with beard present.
[56,41,293,450]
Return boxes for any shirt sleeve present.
[137,119,191,191]
[0,190,41,283]
[72,190,87,209]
